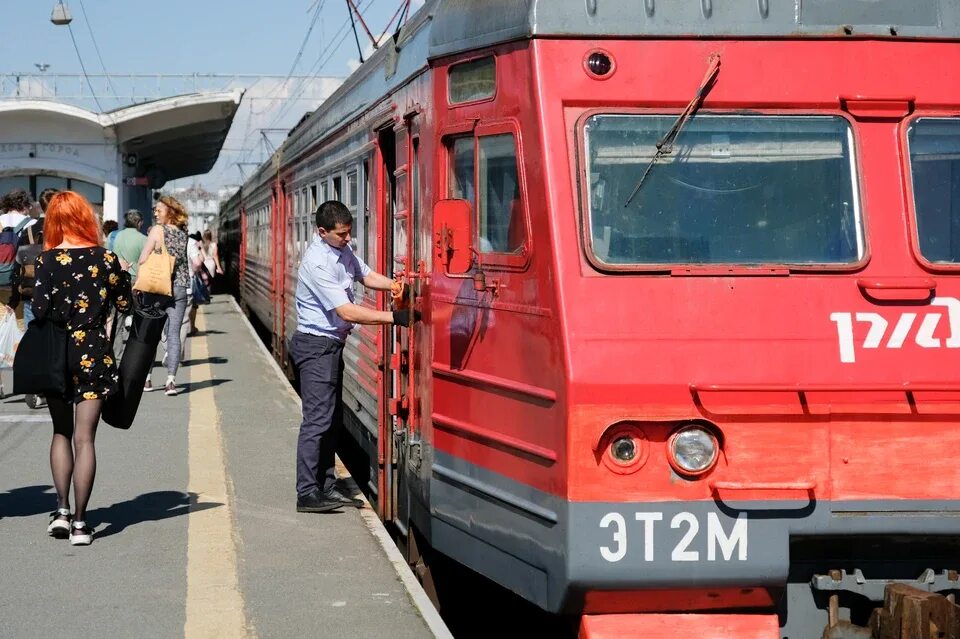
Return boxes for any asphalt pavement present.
[0,296,445,639]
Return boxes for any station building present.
[0,90,243,225]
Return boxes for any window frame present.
[442,118,532,271]
[902,113,960,273]
[575,107,870,274]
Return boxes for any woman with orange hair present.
[32,191,131,546]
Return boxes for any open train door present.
[377,113,426,534]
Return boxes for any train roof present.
[429,0,960,58]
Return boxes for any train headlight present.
[600,424,648,474]
[668,425,719,477]
[611,436,637,463]
[583,49,616,80]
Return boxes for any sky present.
[0,0,425,188]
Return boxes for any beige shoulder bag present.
[133,228,175,296]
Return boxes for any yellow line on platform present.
[185,309,250,638]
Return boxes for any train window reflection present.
[908,118,960,264]
[583,114,862,266]
[479,135,524,253]
[450,137,475,205]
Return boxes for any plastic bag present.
[0,305,23,369]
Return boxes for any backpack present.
[0,218,32,286]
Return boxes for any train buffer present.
[0,296,450,639]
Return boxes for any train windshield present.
[907,118,960,264]
[583,114,863,266]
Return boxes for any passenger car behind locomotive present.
[220,1,960,636]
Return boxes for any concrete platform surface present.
[0,296,448,639]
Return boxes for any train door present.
[270,181,289,360]
[377,115,423,533]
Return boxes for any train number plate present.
[599,511,749,563]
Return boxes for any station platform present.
[0,296,450,639]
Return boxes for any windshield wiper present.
[624,54,722,207]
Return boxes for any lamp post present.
[50,2,72,26]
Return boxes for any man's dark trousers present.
[292,331,345,497]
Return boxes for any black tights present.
[48,396,103,521]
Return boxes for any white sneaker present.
[47,510,71,538]
[144,379,154,392]
[164,381,178,396]
[69,523,93,546]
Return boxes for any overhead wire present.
[239,0,375,166]
[233,0,377,175]
[66,22,103,112]
[76,0,120,105]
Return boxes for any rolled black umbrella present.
[102,293,169,429]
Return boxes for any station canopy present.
[109,90,244,184]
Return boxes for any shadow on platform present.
[88,490,222,539]
[180,378,232,394]
[0,484,55,519]
[181,356,229,367]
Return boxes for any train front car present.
[427,1,960,637]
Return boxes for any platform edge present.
[226,296,454,639]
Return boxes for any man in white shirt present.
[293,200,420,513]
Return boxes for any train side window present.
[907,118,960,266]
[449,56,496,105]
[447,133,527,257]
[347,170,358,208]
[478,134,525,254]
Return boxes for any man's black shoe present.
[324,487,364,508]
[296,490,343,513]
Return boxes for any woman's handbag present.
[133,235,175,297]
[13,318,67,395]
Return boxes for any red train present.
[219,1,960,636]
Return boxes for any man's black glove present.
[392,309,422,326]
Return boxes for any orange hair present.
[43,191,101,250]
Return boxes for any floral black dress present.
[32,247,132,404]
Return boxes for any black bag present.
[102,294,169,429]
[13,318,67,395]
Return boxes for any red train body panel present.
[219,1,960,635]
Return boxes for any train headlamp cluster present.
[668,425,719,476]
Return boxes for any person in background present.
[201,229,223,290]
[293,200,419,513]
[0,189,39,300]
[9,191,53,410]
[9,197,49,325]
[186,232,205,335]
[102,220,119,252]
[139,195,190,396]
[111,210,147,361]
[32,191,132,546]
[113,210,147,281]
[0,188,38,231]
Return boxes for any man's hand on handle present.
[391,308,422,326]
